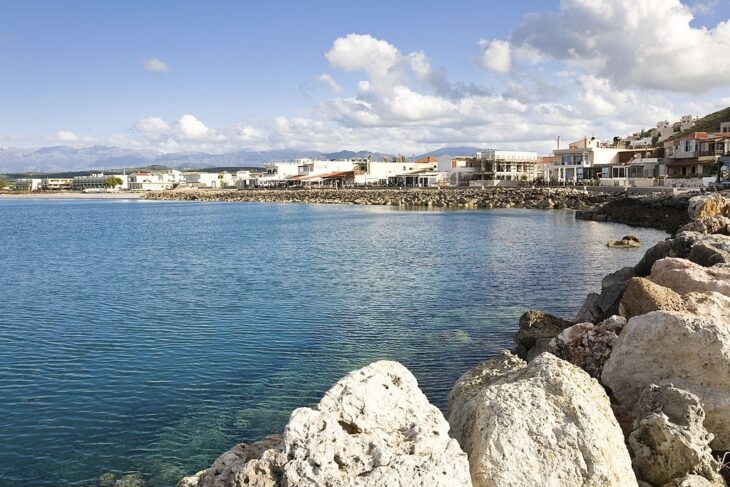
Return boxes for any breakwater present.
[144,187,694,232]
[179,192,730,487]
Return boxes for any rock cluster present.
[179,191,730,487]
[145,187,615,211]
[179,361,471,487]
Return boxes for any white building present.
[354,158,437,186]
[235,170,258,189]
[548,137,622,183]
[128,171,180,191]
[70,173,129,191]
[257,162,301,186]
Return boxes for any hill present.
[670,106,730,140]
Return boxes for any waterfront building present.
[548,137,623,183]
[257,161,301,187]
[128,171,179,191]
[664,132,730,178]
[354,159,438,186]
[12,178,43,191]
[41,177,73,190]
[235,170,258,189]
[467,150,540,186]
[70,173,129,191]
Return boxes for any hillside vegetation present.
[670,106,730,140]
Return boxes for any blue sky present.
[1,0,730,153]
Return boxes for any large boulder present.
[650,258,730,296]
[678,215,730,235]
[634,233,701,277]
[602,311,730,450]
[620,277,685,319]
[687,194,729,220]
[513,310,571,358]
[547,315,626,378]
[181,361,471,487]
[446,351,526,447]
[448,353,637,487]
[602,266,636,289]
[688,234,730,267]
[629,384,725,487]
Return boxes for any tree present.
[106,176,123,188]
[0,177,9,190]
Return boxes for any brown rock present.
[620,277,685,319]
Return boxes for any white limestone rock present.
[650,258,730,296]
[628,384,725,487]
[180,361,471,487]
[602,311,730,450]
[448,353,637,487]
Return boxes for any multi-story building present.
[41,178,73,190]
[664,132,730,178]
[70,173,129,191]
[467,150,540,186]
[548,137,622,183]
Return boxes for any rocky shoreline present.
[175,191,730,487]
[143,187,693,232]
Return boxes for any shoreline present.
[0,191,144,200]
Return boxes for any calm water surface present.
[0,199,667,486]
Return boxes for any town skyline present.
[2,0,730,156]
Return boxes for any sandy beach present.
[0,192,145,200]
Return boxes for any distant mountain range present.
[0,145,484,174]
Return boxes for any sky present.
[1,0,730,154]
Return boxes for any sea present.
[0,198,668,486]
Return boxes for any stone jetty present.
[176,191,729,487]
[145,186,695,232]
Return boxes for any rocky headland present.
[144,187,695,232]
[171,191,730,487]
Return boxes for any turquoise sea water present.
[0,199,667,486]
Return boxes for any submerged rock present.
[629,384,725,487]
[448,353,637,487]
[608,235,642,248]
[602,311,730,450]
[181,361,471,487]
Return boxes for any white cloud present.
[143,58,169,73]
[56,130,79,142]
[176,114,211,139]
[325,34,401,80]
[317,74,341,93]
[478,39,511,74]
[500,0,730,93]
[134,116,171,137]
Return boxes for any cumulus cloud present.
[317,74,341,93]
[143,58,169,73]
[56,130,79,142]
[495,0,730,93]
[135,116,170,137]
[478,39,511,74]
